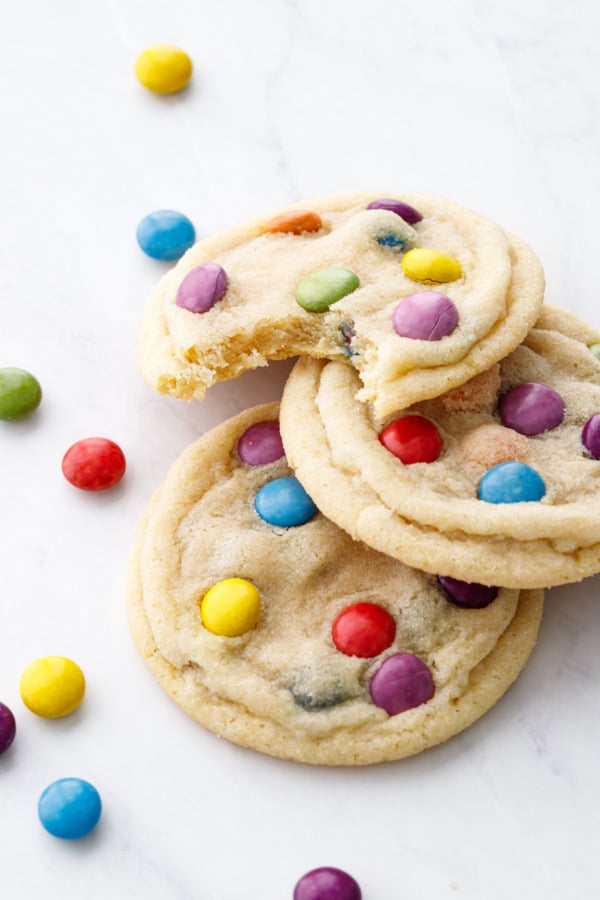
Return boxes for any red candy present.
[62,437,126,491]
[379,415,442,464]
[332,602,396,658]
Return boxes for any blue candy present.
[478,461,546,504]
[255,477,317,527]
[136,209,196,260]
[38,777,102,839]
[377,232,409,249]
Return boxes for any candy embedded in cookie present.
[137,191,545,418]
[280,306,600,589]
[126,403,543,764]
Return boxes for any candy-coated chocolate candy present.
[332,602,396,658]
[237,421,284,466]
[255,477,317,527]
[589,343,600,363]
[0,368,42,420]
[20,656,85,718]
[295,267,359,313]
[379,415,442,464]
[201,578,261,637]
[0,702,16,754]
[437,575,498,609]
[500,382,564,435]
[38,778,101,840]
[176,263,229,313]
[369,653,434,715]
[366,198,422,225]
[582,413,600,459]
[134,45,192,94]
[62,437,126,491]
[136,210,196,261]
[294,867,361,900]
[402,248,462,284]
[478,461,546,503]
[392,291,458,341]
[262,209,322,234]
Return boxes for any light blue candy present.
[478,461,546,504]
[38,777,102,840]
[136,209,196,260]
[255,477,317,527]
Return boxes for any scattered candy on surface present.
[332,602,396,658]
[176,263,229,313]
[500,382,564,435]
[392,290,458,340]
[201,578,261,637]
[366,198,422,224]
[438,575,498,609]
[293,866,362,900]
[295,266,360,313]
[62,437,126,491]
[582,413,600,459]
[0,367,42,420]
[402,247,462,284]
[255,477,318,527]
[0,702,16,754]
[262,209,323,234]
[20,656,85,718]
[136,209,196,261]
[369,653,435,715]
[478,461,546,503]
[379,415,442,464]
[134,45,193,94]
[38,777,102,840]
[237,421,285,466]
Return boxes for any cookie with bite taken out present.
[136,191,544,418]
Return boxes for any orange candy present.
[262,209,322,235]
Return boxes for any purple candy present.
[294,867,361,900]
[500,382,564,436]
[237,421,284,466]
[367,198,422,225]
[392,291,458,341]
[0,702,16,755]
[437,575,498,609]
[582,413,600,459]
[175,263,228,313]
[369,653,434,715]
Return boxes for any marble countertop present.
[1,2,599,897]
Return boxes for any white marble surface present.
[1,1,600,897]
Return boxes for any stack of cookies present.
[128,192,600,765]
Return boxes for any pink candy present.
[176,263,228,313]
[392,291,458,340]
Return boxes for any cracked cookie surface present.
[280,307,600,589]
[126,403,542,765]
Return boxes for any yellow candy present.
[20,656,85,718]
[134,45,193,95]
[402,248,462,284]
[201,578,261,637]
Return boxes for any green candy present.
[0,368,42,420]
[295,266,359,312]
[589,343,600,363]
